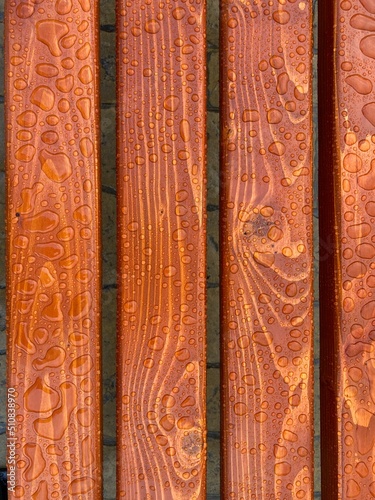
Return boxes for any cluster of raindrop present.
[221,1,313,498]
[116,0,206,498]
[335,0,375,497]
[6,0,101,498]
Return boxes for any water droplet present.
[70,355,94,376]
[145,19,160,34]
[175,348,190,361]
[346,73,373,94]
[77,97,91,120]
[233,402,248,416]
[360,0,375,14]
[267,108,283,124]
[253,252,275,268]
[23,444,46,481]
[76,42,91,60]
[172,7,186,20]
[69,291,92,320]
[16,2,35,18]
[162,395,176,407]
[31,86,55,111]
[268,141,286,156]
[68,477,95,496]
[55,0,72,14]
[36,63,59,78]
[177,416,195,429]
[180,119,191,142]
[273,10,290,24]
[343,153,362,173]
[274,462,291,476]
[34,242,65,260]
[242,109,259,122]
[15,322,36,354]
[78,65,93,84]
[267,226,284,241]
[356,243,375,259]
[361,300,375,319]
[22,210,59,233]
[36,20,69,57]
[39,149,72,183]
[346,479,361,498]
[41,131,59,145]
[33,346,66,370]
[347,223,371,239]
[164,95,180,112]
[56,74,74,93]
[15,144,36,162]
[252,331,273,346]
[148,336,164,351]
[24,378,60,413]
[160,414,175,431]
[34,382,77,440]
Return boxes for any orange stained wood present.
[116,1,207,498]
[220,1,314,498]
[5,1,102,498]
[319,1,375,498]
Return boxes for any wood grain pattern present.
[5,1,101,498]
[319,1,375,497]
[220,1,314,497]
[116,1,207,498]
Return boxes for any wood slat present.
[116,1,207,498]
[220,1,314,497]
[5,1,101,498]
[319,1,375,497]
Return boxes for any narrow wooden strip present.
[220,1,314,497]
[116,1,207,498]
[5,2,101,498]
[320,1,375,497]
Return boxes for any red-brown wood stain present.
[320,0,375,497]
[5,1,102,497]
[116,1,207,497]
[220,1,314,497]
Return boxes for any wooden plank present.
[319,1,375,497]
[116,1,207,498]
[220,1,314,497]
[5,2,101,498]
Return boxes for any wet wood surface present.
[5,1,102,498]
[116,1,207,498]
[220,1,314,497]
[320,1,375,497]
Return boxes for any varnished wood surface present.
[116,1,207,498]
[5,1,102,498]
[220,1,314,498]
[320,1,375,497]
